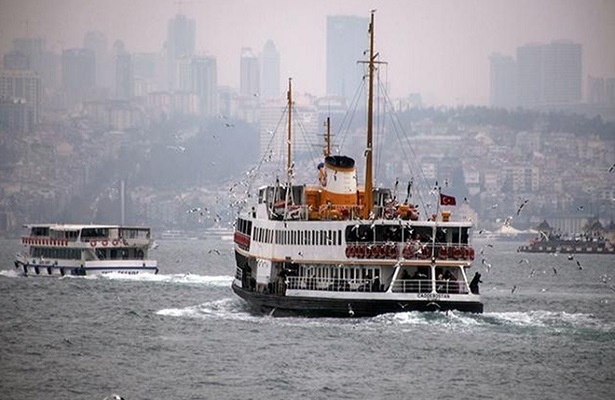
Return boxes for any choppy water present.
[1,238,614,400]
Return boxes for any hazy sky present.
[1,0,614,105]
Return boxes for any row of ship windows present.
[31,247,81,260]
[253,227,343,246]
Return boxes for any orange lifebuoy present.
[345,246,353,258]
[387,244,398,258]
[402,244,414,259]
[461,247,469,260]
[90,240,97,247]
[419,246,432,259]
[102,240,109,246]
[467,247,475,260]
[452,247,462,259]
[355,245,365,258]
[112,239,119,246]
[438,246,449,260]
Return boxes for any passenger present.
[469,272,482,294]
[372,276,381,292]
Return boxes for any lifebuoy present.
[461,247,469,260]
[387,244,397,258]
[90,240,97,247]
[438,246,449,260]
[112,239,119,246]
[452,247,462,259]
[402,244,414,259]
[467,247,475,260]
[365,246,373,259]
[102,240,109,246]
[345,246,353,258]
[355,245,365,258]
[419,246,432,259]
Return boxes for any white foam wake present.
[96,272,233,286]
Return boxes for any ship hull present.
[232,282,483,317]
[14,260,159,277]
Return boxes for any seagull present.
[552,266,558,275]
[518,258,530,264]
[103,395,125,400]
[516,199,529,215]
[609,162,615,173]
[576,260,583,270]
[511,285,517,294]
[208,249,220,255]
[576,205,584,212]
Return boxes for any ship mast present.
[287,78,292,177]
[364,10,376,219]
[324,116,331,157]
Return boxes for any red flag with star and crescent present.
[440,193,456,206]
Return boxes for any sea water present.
[0,238,613,400]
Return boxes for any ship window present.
[332,230,336,246]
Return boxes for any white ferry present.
[231,12,483,317]
[14,224,158,276]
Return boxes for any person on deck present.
[469,272,482,294]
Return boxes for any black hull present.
[232,282,483,317]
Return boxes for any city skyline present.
[0,0,614,106]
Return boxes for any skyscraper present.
[195,56,218,117]
[0,69,41,127]
[261,40,280,98]
[166,14,196,90]
[62,48,96,105]
[84,31,110,88]
[516,41,582,108]
[489,53,517,109]
[115,52,133,100]
[326,15,368,102]
[240,47,259,97]
[542,41,582,104]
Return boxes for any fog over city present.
[2,0,614,105]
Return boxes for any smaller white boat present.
[14,224,159,276]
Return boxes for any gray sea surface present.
[1,238,614,400]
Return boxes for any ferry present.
[518,237,615,254]
[231,12,483,317]
[14,224,159,276]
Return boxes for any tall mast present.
[364,11,376,218]
[324,116,331,157]
[287,78,292,176]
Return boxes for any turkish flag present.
[440,193,456,206]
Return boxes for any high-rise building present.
[261,40,280,98]
[178,55,218,117]
[489,53,517,109]
[191,56,217,117]
[326,15,368,101]
[542,41,582,104]
[516,41,582,108]
[516,44,543,108]
[84,31,110,88]
[3,50,30,70]
[166,14,196,90]
[115,52,133,100]
[240,47,259,97]
[0,69,41,127]
[62,48,96,105]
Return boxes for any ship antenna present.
[364,10,376,219]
